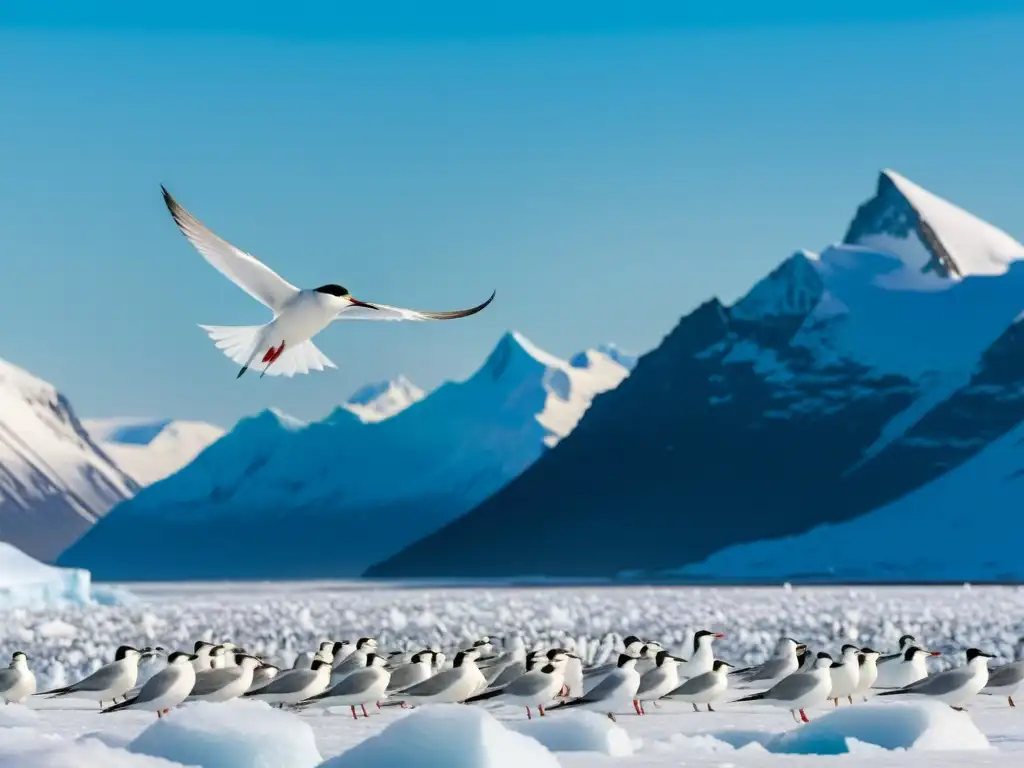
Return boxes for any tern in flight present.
[160,187,496,378]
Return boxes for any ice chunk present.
[322,704,561,768]
[0,542,133,608]
[509,711,633,757]
[711,701,990,755]
[128,700,322,768]
[0,728,181,768]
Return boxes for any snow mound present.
[0,727,181,768]
[713,702,989,755]
[509,711,633,757]
[0,705,39,728]
[128,700,322,768]
[322,704,561,768]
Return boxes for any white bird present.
[730,638,807,688]
[0,652,36,704]
[294,641,344,670]
[299,653,392,719]
[633,641,666,677]
[584,638,652,694]
[192,642,216,671]
[852,647,881,702]
[247,662,281,693]
[241,659,332,706]
[101,652,198,718]
[387,648,486,706]
[186,654,262,703]
[583,635,646,680]
[678,630,725,679]
[877,648,996,710]
[330,638,379,685]
[982,658,1024,708]
[160,187,495,379]
[828,645,862,706]
[385,651,436,696]
[873,646,942,689]
[733,652,834,723]
[465,651,575,719]
[662,660,733,711]
[549,651,643,722]
[634,650,686,714]
[208,645,230,670]
[37,646,148,708]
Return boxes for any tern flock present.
[3,630,1023,725]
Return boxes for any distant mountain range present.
[58,333,632,579]
[367,169,1024,581]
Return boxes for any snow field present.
[3,583,1024,766]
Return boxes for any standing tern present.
[548,650,643,722]
[852,648,881,701]
[160,187,496,379]
[678,631,725,679]
[981,657,1024,707]
[465,651,575,719]
[331,638,379,685]
[242,659,332,706]
[828,645,861,706]
[186,654,262,703]
[873,646,941,689]
[101,652,198,718]
[729,638,807,688]
[733,652,834,723]
[384,651,436,696]
[387,648,486,706]
[37,646,149,708]
[248,661,281,693]
[0,652,35,704]
[634,650,686,715]
[876,648,995,710]
[662,660,734,711]
[298,653,392,719]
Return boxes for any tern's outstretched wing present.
[161,186,300,312]
[333,290,496,322]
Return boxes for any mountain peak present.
[343,376,426,423]
[569,343,637,372]
[730,250,824,322]
[844,168,1024,284]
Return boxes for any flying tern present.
[160,187,495,379]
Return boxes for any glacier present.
[0,541,133,608]
[59,332,631,580]
[367,168,1024,580]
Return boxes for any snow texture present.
[321,705,561,768]
[340,376,426,423]
[84,418,226,487]
[62,332,630,579]
[3,583,1024,766]
[0,358,138,561]
[128,700,322,768]
[509,711,633,757]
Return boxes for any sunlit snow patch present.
[710,702,990,755]
[322,704,561,768]
[0,726,182,768]
[508,711,633,757]
[128,700,322,768]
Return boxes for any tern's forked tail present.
[198,324,337,378]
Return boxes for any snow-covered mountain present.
[340,376,425,423]
[84,418,226,487]
[0,360,138,562]
[59,332,631,579]
[367,169,1024,580]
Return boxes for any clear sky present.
[2,1,1024,427]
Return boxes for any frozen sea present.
[3,581,1024,766]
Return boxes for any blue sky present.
[2,2,1024,426]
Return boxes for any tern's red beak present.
[715,634,725,639]
[929,651,942,656]
[348,298,378,310]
